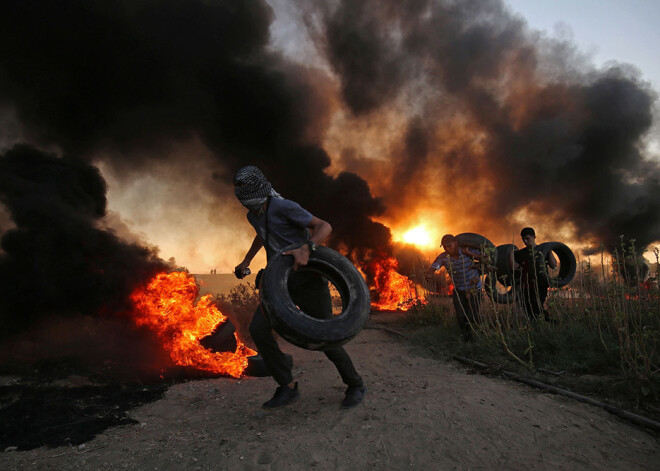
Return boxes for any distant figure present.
[233,165,366,410]
[512,227,558,321]
[427,234,484,341]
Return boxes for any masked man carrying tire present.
[233,166,366,410]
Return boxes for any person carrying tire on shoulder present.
[427,234,484,341]
[512,227,558,321]
[232,165,366,410]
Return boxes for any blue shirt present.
[431,249,482,291]
[247,197,313,260]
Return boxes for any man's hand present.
[234,261,250,279]
[283,244,311,270]
[236,235,263,278]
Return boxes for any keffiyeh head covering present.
[233,165,281,212]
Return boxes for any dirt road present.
[4,315,659,470]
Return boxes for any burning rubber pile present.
[130,271,255,378]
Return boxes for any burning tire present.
[536,242,576,287]
[259,246,371,351]
[199,319,238,353]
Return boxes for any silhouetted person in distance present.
[233,166,366,409]
[512,227,558,321]
[427,234,484,341]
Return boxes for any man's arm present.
[284,216,332,270]
[307,216,332,245]
[234,235,264,278]
[427,254,444,278]
[462,247,484,262]
[546,250,558,270]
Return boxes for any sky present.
[505,0,660,92]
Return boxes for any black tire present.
[494,244,518,287]
[484,274,518,304]
[259,246,371,351]
[199,319,238,353]
[617,256,650,285]
[536,242,577,288]
[456,232,497,267]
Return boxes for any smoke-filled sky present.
[506,0,660,93]
[1,0,659,279]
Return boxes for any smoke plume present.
[0,0,658,340]
[319,0,660,252]
[0,145,167,336]
[0,0,393,335]
[0,0,390,254]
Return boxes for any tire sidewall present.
[536,242,577,288]
[259,246,371,350]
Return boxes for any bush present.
[215,283,260,348]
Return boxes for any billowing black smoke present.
[0,145,167,336]
[321,0,660,253]
[0,0,394,331]
[0,0,390,256]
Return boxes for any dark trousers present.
[250,270,363,388]
[521,282,549,320]
[452,289,481,339]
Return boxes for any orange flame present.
[366,256,425,311]
[130,271,256,377]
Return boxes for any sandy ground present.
[4,314,659,471]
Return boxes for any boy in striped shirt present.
[427,234,484,341]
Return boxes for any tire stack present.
[484,241,577,304]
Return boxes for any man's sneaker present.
[341,385,367,409]
[262,382,299,409]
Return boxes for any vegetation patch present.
[404,246,660,422]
